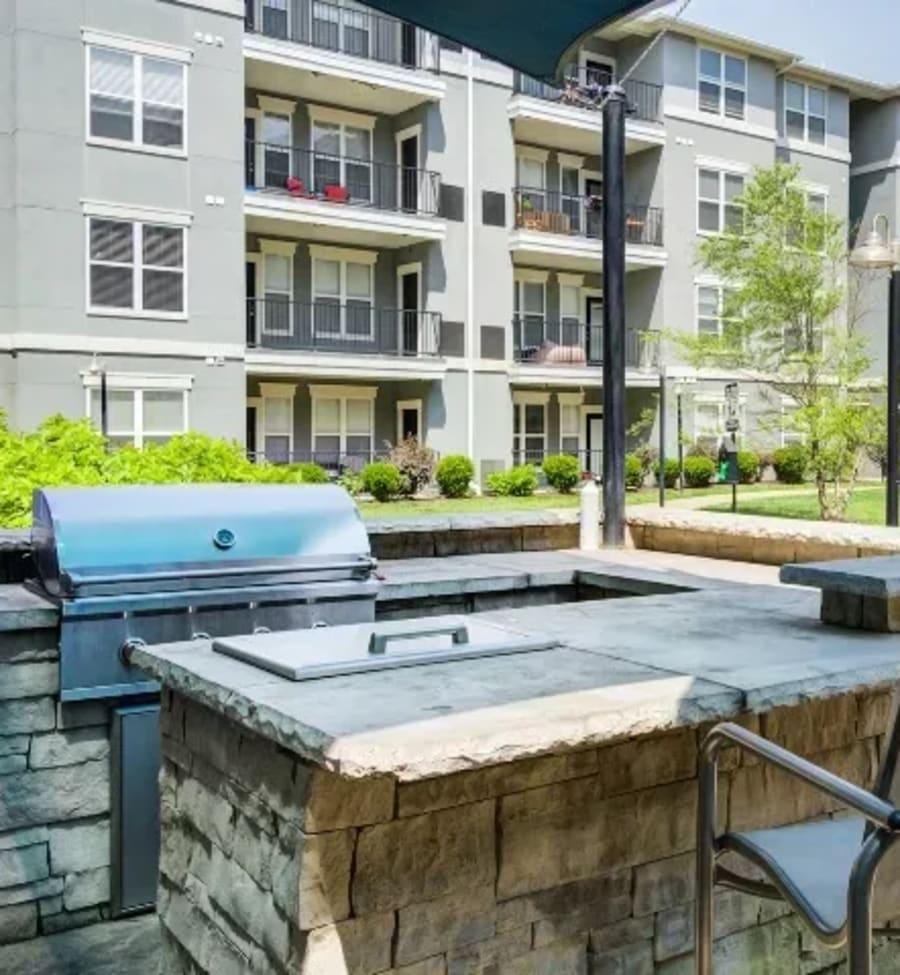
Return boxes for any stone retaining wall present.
[0,612,113,944]
[156,688,900,975]
[629,508,900,565]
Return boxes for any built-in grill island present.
[26,483,378,917]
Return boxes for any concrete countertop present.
[131,580,900,782]
[781,555,900,597]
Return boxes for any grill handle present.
[368,625,469,657]
[119,638,147,667]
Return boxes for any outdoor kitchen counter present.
[130,582,900,781]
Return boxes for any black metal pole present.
[888,270,900,527]
[677,390,684,492]
[658,372,666,508]
[602,85,627,545]
[100,369,109,446]
[731,431,737,515]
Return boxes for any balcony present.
[245,299,448,379]
[509,68,664,156]
[509,188,666,272]
[244,142,446,247]
[244,0,444,115]
[511,319,660,379]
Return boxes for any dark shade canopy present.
[359,0,659,81]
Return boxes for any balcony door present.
[398,266,420,356]
[585,177,603,239]
[586,295,603,364]
[398,130,419,213]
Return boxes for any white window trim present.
[558,272,584,287]
[395,124,422,166]
[697,45,747,121]
[309,385,377,458]
[84,37,189,157]
[558,392,583,455]
[260,239,298,258]
[309,104,376,131]
[579,406,603,460]
[259,382,296,461]
[259,241,295,338]
[81,29,193,63]
[258,94,297,116]
[82,372,191,448]
[85,214,188,321]
[396,398,423,443]
[577,51,616,78]
[780,395,806,447]
[514,277,546,325]
[517,147,548,191]
[81,199,193,226]
[311,252,375,340]
[309,244,378,265]
[514,268,550,285]
[696,165,746,237]
[512,395,548,464]
[695,283,733,339]
[783,78,827,146]
[558,278,583,325]
[397,262,423,309]
[558,153,585,170]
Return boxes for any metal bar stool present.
[696,695,900,975]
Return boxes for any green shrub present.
[360,461,402,502]
[487,465,538,497]
[625,454,645,491]
[435,455,474,498]
[337,469,364,497]
[293,462,330,484]
[0,416,330,529]
[772,444,809,484]
[736,450,761,485]
[652,458,680,488]
[683,455,716,488]
[541,454,580,493]
[389,436,437,496]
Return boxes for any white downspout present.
[465,48,475,464]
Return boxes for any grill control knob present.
[120,637,147,666]
[213,528,236,550]
[312,621,329,628]
[191,632,212,641]
[253,626,271,635]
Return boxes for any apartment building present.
[0,0,895,478]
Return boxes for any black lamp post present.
[601,85,628,545]
[849,215,900,527]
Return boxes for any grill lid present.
[31,484,372,598]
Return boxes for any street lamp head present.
[849,214,897,269]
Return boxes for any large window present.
[698,48,746,120]
[313,255,373,339]
[87,384,188,448]
[311,119,372,201]
[513,397,547,465]
[784,81,826,145]
[697,285,737,339]
[697,168,745,234]
[88,45,186,152]
[559,400,580,456]
[514,276,546,353]
[311,389,375,464]
[88,217,185,316]
[262,252,293,336]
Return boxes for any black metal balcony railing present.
[246,298,441,357]
[512,318,659,370]
[512,448,604,474]
[514,66,662,123]
[245,141,441,217]
[244,0,439,72]
[513,187,663,247]
[248,448,390,472]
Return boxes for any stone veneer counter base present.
[129,582,900,974]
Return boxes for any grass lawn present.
[357,482,798,519]
[703,485,887,524]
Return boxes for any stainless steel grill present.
[27,483,377,916]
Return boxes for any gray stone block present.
[38,895,62,917]
[63,867,109,911]
[0,876,63,907]
[0,841,49,888]
[0,755,26,774]
[0,697,55,736]
[633,852,695,916]
[41,906,103,935]
[0,629,58,665]
[0,735,29,757]
[0,662,57,701]
[396,885,496,965]
[589,940,654,975]
[0,826,50,850]
[30,728,109,769]
[0,901,37,945]
[48,819,109,875]
[55,702,108,731]
[0,759,109,831]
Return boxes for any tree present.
[675,162,882,520]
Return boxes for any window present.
[513,397,547,465]
[785,81,826,145]
[313,256,373,339]
[805,191,827,251]
[262,396,293,462]
[517,153,546,214]
[560,166,580,232]
[312,390,375,464]
[514,277,546,354]
[262,113,292,187]
[697,285,737,339]
[312,0,371,56]
[559,401,580,456]
[312,120,372,201]
[697,168,744,234]
[698,47,746,120]
[87,385,188,448]
[695,402,722,445]
[781,402,806,446]
[88,218,185,316]
[262,252,293,336]
[88,45,186,152]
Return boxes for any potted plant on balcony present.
[518,195,542,231]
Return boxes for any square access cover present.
[213,616,558,681]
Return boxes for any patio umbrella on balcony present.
[362,0,666,545]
